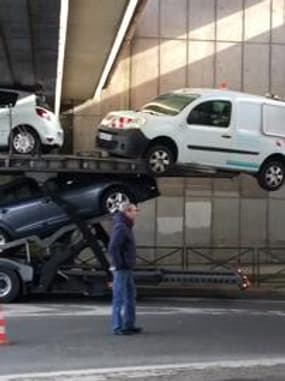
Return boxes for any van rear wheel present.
[257,160,285,191]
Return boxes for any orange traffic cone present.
[0,306,8,345]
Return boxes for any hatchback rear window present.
[36,94,51,110]
[0,91,18,108]
[141,93,199,116]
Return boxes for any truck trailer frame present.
[0,153,249,302]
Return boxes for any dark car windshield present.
[0,91,18,108]
[141,93,199,116]
[0,178,41,206]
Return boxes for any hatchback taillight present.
[36,107,51,120]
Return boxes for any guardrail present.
[136,245,285,288]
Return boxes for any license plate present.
[99,132,112,141]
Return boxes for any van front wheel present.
[257,160,285,191]
[145,145,174,174]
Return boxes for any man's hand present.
[107,282,113,289]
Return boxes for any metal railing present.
[137,245,285,288]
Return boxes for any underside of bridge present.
[0,0,60,102]
[0,0,144,111]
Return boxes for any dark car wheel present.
[145,145,174,174]
[101,187,136,215]
[257,160,285,191]
[0,268,21,303]
[11,126,40,155]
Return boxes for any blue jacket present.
[108,212,136,270]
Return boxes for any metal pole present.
[256,247,260,287]
[252,248,256,286]
[25,241,31,263]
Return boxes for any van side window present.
[187,100,232,128]
[0,91,18,108]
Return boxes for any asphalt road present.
[1,297,285,380]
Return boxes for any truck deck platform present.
[0,152,237,178]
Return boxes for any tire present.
[257,160,285,191]
[11,126,40,155]
[0,268,21,303]
[145,145,174,174]
[101,187,135,215]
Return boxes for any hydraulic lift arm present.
[37,183,112,292]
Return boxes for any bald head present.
[119,202,138,223]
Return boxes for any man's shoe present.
[113,329,132,336]
[124,327,143,334]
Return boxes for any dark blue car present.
[0,174,159,245]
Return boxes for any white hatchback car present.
[97,88,285,191]
[0,88,64,154]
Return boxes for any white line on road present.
[4,304,285,318]
[2,358,285,380]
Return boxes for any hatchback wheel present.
[101,187,135,214]
[0,268,21,303]
[11,127,40,155]
[257,160,285,191]
[145,145,174,174]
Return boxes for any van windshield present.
[141,93,199,116]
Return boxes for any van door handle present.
[222,134,232,139]
[1,208,8,214]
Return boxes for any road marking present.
[2,358,285,380]
[4,304,285,318]
[150,297,285,305]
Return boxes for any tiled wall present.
[72,0,285,260]
[132,0,285,101]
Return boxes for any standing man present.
[108,202,142,336]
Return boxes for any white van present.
[97,89,285,191]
